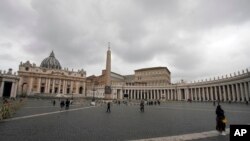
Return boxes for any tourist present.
[140,101,144,112]
[60,100,65,109]
[65,99,70,110]
[53,100,56,106]
[106,102,111,113]
[216,105,226,135]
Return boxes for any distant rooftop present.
[135,67,171,73]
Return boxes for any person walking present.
[60,100,65,109]
[106,102,111,113]
[216,105,226,135]
[140,101,144,112]
[65,99,70,110]
[53,100,56,106]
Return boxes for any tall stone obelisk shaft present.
[106,47,111,86]
[104,44,112,99]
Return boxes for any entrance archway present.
[3,82,12,97]
[79,87,83,94]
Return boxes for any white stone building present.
[0,69,19,98]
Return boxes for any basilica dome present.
[40,51,62,70]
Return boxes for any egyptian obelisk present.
[104,43,112,99]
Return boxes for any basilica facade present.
[17,51,86,96]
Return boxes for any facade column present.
[45,78,48,93]
[10,82,16,97]
[240,83,244,102]
[202,87,205,101]
[214,86,218,101]
[186,88,189,100]
[62,80,65,94]
[248,82,250,101]
[52,79,55,94]
[227,85,231,101]
[48,78,51,93]
[14,81,18,97]
[231,84,235,102]
[206,87,209,101]
[244,82,249,101]
[58,80,61,94]
[28,78,33,95]
[75,81,79,94]
[210,87,214,101]
[37,78,41,93]
[236,83,240,102]
[194,88,197,101]
[223,85,226,101]
[218,86,222,101]
[70,81,73,94]
[0,80,4,97]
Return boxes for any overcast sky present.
[0,0,250,82]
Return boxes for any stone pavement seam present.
[131,128,230,141]
[1,106,96,122]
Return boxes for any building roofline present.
[135,67,171,74]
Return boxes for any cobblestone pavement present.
[0,99,250,141]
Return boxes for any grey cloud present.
[0,0,249,81]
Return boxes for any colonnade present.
[121,77,250,102]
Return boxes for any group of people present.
[147,100,160,105]
[52,99,71,110]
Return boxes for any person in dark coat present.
[65,99,70,110]
[53,100,56,106]
[106,102,111,113]
[216,105,226,135]
[140,101,144,112]
[60,100,65,109]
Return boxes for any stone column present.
[28,78,33,95]
[210,87,213,101]
[70,81,73,94]
[201,87,205,101]
[0,80,4,97]
[14,81,18,97]
[227,85,231,101]
[214,86,218,101]
[52,79,55,94]
[170,89,172,100]
[194,88,197,101]
[231,84,235,102]
[206,87,209,101]
[222,85,227,101]
[10,82,15,97]
[219,86,222,101]
[248,82,250,101]
[75,81,79,94]
[244,82,249,101]
[240,83,244,102]
[184,88,187,100]
[48,78,51,94]
[62,80,65,94]
[236,83,240,102]
[58,80,61,94]
[37,78,41,93]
